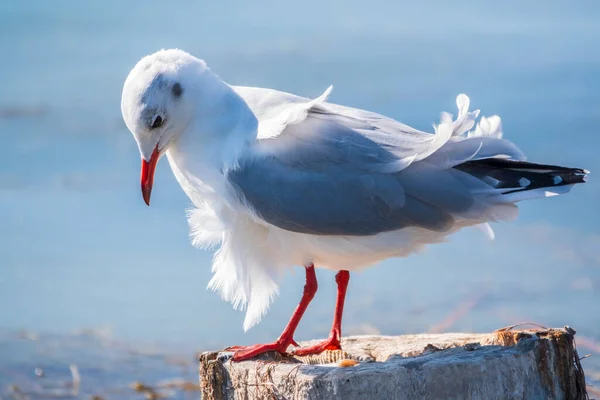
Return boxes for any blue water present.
[1,0,600,392]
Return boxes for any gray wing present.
[228,155,465,236]
[227,115,479,236]
[227,87,523,236]
[233,85,450,165]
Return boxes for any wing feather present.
[229,87,524,236]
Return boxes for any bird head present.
[121,49,228,205]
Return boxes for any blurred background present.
[1,0,599,398]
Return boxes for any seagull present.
[121,49,587,361]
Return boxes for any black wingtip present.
[455,158,589,194]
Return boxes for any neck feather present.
[165,85,257,202]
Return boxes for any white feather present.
[184,91,522,328]
[178,91,532,329]
[475,223,495,240]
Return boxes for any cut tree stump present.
[199,326,588,400]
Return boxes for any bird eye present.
[151,115,163,129]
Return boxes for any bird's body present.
[121,49,587,360]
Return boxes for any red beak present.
[141,146,160,206]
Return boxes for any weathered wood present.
[199,327,588,400]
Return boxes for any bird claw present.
[228,339,298,362]
[292,336,341,356]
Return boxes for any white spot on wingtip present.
[483,176,500,187]
[544,191,560,197]
[519,177,531,187]
[583,175,589,182]
[553,176,562,184]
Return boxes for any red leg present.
[226,265,318,361]
[293,270,350,356]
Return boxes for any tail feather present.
[455,158,588,200]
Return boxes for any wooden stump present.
[199,327,588,400]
